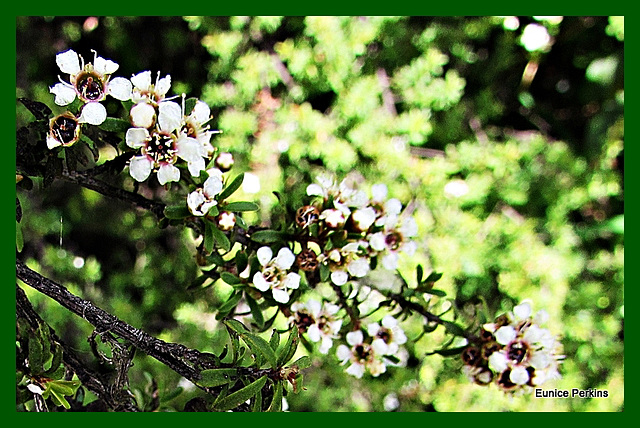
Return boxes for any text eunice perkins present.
[535,388,609,398]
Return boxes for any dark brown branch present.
[16,285,141,412]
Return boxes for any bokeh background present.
[16,16,624,411]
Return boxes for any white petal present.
[371,338,388,355]
[306,183,324,197]
[381,315,398,329]
[381,252,399,270]
[126,127,150,149]
[371,183,388,202]
[331,271,348,286]
[385,198,402,216]
[129,156,152,182]
[336,344,352,362]
[319,336,333,354]
[242,172,261,194]
[352,207,376,231]
[495,326,517,345]
[347,258,370,278]
[307,324,321,343]
[203,175,224,198]
[346,330,363,346]
[367,322,380,337]
[284,273,301,289]
[402,240,417,256]
[176,135,203,163]
[369,232,386,252]
[157,163,180,185]
[510,366,529,385]
[346,363,365,379]
[275,247,295,270]
[191,100,211,123]
[131,70,152,91]
[156,74,172,96]
[56,49,81,75]
[130,103,156,129]
[107,77,132,101]
[46,134,62,149]
[513,301,532,320]
[253,272,270,291]
[78,102,107,125]
[158,101,183,132]
[401,217,418,237]
[488,351,508,372]
[272,288,290,304]
[187,190,209,216]
[307,299,322,316]
[187,158,206,178]
[256,247,273,266]
[49,83,77,106]
[93,55,119,75]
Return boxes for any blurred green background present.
[16,16,623,411]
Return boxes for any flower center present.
[354,344,372,362]
[385,232,402,250]
[143,132,177,165]
[295,311,315,332]
[51,115,78,145]
[376,328,392,344]
[507,340,529,364]
[76,72,104,101]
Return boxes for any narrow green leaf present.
[426,345,468,357]
[235,215,248,230]
[224,201,259,212]
[242,332,278,369]
[416,264,424,284]
[216,291,243,318]
[99,117,131,133]
[269,329,280,351]
[292,355,311,370]
[319,262,330,282]
[211,225,231,252]
[442,321,467,337]
[213,375,267,411]
[221,272,243,285]
[187,275,209,291]
[197,368,238,387]
[250,229,284,244]
[424,271,443,283]
[164,205,192,219]
[245,294,264,329]
[235,251,248,274]
[218,173,245,201]
[224,319,249,334]
[204,220,215,253]
[16,222,24,253]
[424,288,447,297]
[268,381,283,412]
[28,335,44,375]
[277,326,299,367]
[43,345,63,376]
[252,388,263,412]
[48,387,71,410]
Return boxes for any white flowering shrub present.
[16,17,623,412]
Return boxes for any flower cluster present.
[304,175,418,285]
[47,49,219,186]
[461,301,564,393]
[336,315,408,378]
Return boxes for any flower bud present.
[215,152,234,171]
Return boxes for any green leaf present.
[319,262,330,282]
[442,321,467,337]
[28,335,44,375]
[216,291,243,318]
[218,173,245,201]
[269,329,280,350]
[426,345,468,357]
[416,264,424,284]
[242,332,278,369]
[164,205,192,219]
[235,215,248,230]
[211,225,231,252]
[235,251,248,274]
[43,345,63,377]
[250,229,284,244]
[224,319,249,334]
[99,117,131,133]
[424,288,447,297]
[224,201,259,212]
[213,375,267,411]
[277,326,299,367]
[16,221,23,253]
[292,355,311,370]
[220,272,243,285]
[187,275,210,291]
[197,368,238,387]
[204,220,215,253]
[424,271,443,283]
[268,381,283,412]
[246,293,264,329]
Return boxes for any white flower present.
[367,315,407,356]
[252,247,300,304]
[368,213,418,270]
[351,207,377,231]
[320,209,346,229]
[187,173,224,216]
[291,300,342,354]
[130,70,172,104]
[336,330,386,378]
[126,101,206,184]
[49,49,132,125]
[46,113,80,149]
[183,99,219,158]
[217,211,236,231]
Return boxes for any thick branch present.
[16,285,140,412]
[16,259,204,383]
